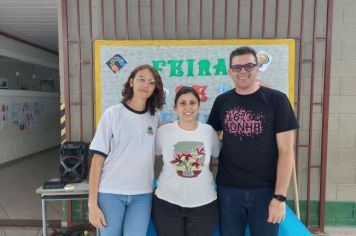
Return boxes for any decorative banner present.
[95,40,295,124]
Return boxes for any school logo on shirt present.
[170,141,205,178]
[224,107,265,139]
[147,126,154,135]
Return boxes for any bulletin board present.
[94,39,295,124]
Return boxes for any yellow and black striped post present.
[61,102,71,226]
[60,103,66,144]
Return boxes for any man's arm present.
[275,129,295,196]
[268,129,295,224]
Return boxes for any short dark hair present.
[121,64,165,115]
[229,46,258,67]
[174,86,200,108]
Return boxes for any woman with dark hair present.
[153,86,221,236]
[88,64,165,236]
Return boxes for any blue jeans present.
[98,192,152,236]
[217,185,279,236]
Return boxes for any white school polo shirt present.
[90,103,160,195]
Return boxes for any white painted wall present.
[0,35,60,163]
[0,90,60,164]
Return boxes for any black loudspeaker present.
[59,142,88,183]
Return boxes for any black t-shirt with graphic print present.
[207,86,299,188]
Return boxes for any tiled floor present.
[0,147,62,235]
[1,147,356,236]
[325,227,356,236]
[0,229,42,236]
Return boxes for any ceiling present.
[0,0,59,53]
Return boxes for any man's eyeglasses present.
[230,63,257,72]
[136,76,156,86]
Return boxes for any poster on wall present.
[0,101,43,131]
[0,78,8,89]
[94,39,295,124]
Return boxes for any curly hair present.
[121,64,165,115]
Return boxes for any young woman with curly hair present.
[88,64,165,236]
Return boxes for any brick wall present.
[327,0,356,203]
[58,0,356,227]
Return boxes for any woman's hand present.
[88,154,106,228]
[89,205,107,229]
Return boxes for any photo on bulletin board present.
[94,39,295,125]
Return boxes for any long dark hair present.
[121,64,165,115]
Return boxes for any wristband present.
[273,194,287,202]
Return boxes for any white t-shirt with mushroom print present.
[155,121,220,208]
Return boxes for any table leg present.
[41,198,48,236]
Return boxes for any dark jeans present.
[152,195,218,236]
[217,184,279,236]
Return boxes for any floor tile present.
[0,204,9,219]
[2,229,40,236]
[0,147,61,221]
